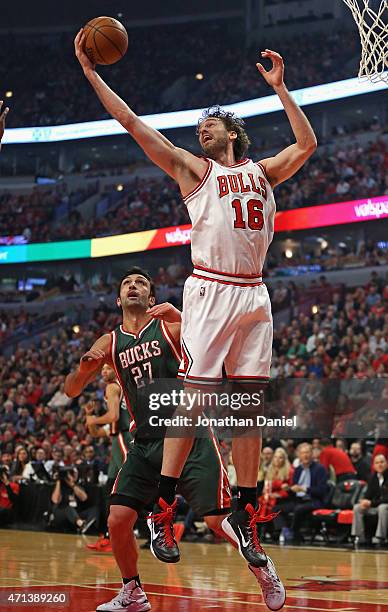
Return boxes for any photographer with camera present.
[0,465,20,526]
[50,467,96,534]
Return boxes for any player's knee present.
[108,506,137,533]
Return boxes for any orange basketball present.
[84,16,128,65]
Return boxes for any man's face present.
[101,364,116,383]
[35,449,46,461]
[84,447,94,460]
[198,118,236,158]
[299,445,312,466]
[117,274,154,312]
[262,447,274,464]
[350,443,361,459]
[374,455,387,474]
[1,453,12,466]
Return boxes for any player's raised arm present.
[74,30,206,185]
[0,101,9,152]
[256,49,317,188]
[64,333,111,398]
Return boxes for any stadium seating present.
[2,27,358,128]
[312,480,366,543]
[1,136,386,244]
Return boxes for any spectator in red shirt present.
[25,382,42,406]
[372,348,388,372]
[319,438,357,483]
[0,465,20,526]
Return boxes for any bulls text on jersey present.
[217,172,267,200]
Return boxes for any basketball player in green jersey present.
[64,267,284,612]
[84,363,132,552]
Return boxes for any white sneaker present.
[249,556,286,611]
[96,580,151,611]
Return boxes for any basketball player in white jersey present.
[0,100,9,151]
[75,32,316,609]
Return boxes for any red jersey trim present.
[227,375,270,383]
[194,264,262,279]
[256,162,270,181]
[182,159,212,202]
[160,320,181,363]
[182,381,223,390]
[192,273,263,288]
[182,373,224,388]
[227,375,270,380]
[219,158,250,168]
[111,329,137,433]
[185,374,223,381]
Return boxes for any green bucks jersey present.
[111,319,181,436]
[104,381,131,436]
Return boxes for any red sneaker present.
[86,536,112,552]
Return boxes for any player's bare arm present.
[0,101,10,151]
[64,333,112,398]
[147,302,181,346]
[256,49,317,188]
[147,302,181,324]
[84,401,109,438]
[87,382,121,427]
[74,30,207,194]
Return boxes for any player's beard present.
[201,134,229,160]
[123,294,148,312]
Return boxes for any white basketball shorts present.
[177,268,273,386]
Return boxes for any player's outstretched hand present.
[0,101,9,143]
[256,49,284,89]
[147,303,181,323]
[79,348,105,373]
[74,29,96,74]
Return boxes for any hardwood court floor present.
[1,530,388,611]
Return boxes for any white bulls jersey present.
[183,158,276,278]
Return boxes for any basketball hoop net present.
[341,0,388,82]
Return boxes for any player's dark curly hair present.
[117,267,156,299]
[197,106,251,161]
